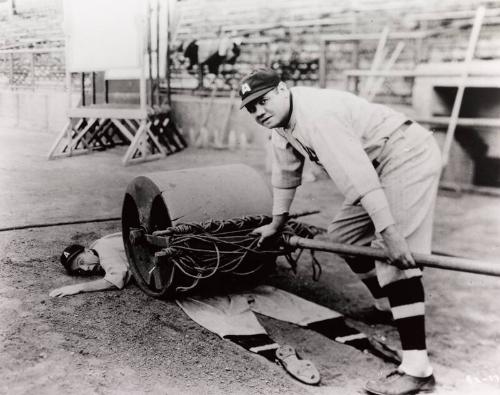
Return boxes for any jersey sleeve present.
[93,234,131,290]
[270,131,305,189]
[309,116,395,233]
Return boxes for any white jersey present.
[90,232,131,289]
[271,86,431,232]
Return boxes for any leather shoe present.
[364,369,436,395]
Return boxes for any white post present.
[441,6,486,167]
[139,1,148,112]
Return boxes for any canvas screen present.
[64,0,146,72]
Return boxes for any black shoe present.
[365,369,436,395]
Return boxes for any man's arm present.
[253,185,297,247]
[253,132,304,247]
[49,279,116,298]
[380,225,416,268]
[308,118,417,268]
[253,212,289,248]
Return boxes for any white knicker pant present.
[328,123,442,288]
[176,285,342,338]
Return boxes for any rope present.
[152,215,323,293]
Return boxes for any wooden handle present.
[286,236,500,277]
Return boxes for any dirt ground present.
[0,126,499,395]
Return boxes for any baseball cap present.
[60,244,85,268]
[239,69,280,109]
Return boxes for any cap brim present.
[239,86,276,109]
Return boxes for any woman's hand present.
[380,225,416,269]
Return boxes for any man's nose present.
[254,104,265,118]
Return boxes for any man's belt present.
[372,120,413,169]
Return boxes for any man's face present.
[70,248,101,276]
[245,84,290,129]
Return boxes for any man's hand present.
[380,225,416,269]
[49,284,82,298]
[252,223,280,248]
[251,213,288,248]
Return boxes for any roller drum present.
[122,164,273,298]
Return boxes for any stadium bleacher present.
[1,0,500,97]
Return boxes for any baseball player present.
[240,69,441,395]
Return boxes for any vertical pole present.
[350,10,359,92]
[351,41,360,93]
[360,27,389,98]
[415,21,428,65]
[414,37,422,65]
[105,79,109,103]
[319,39,326,88]
[139,4,147,114]
[165,0,174,105]
[198,62,204,90]
[165,1,171,105]
[441,6,485,167]
[366,41,405,102]
[350,11,360,94]
[66,71,73,156]
[351,41,360,70]
[65,62,72,111]
[155,0,160,106]
[81,72,85,106]
[147,2,154,106]
[64,35,73,155]
[91,71,96,104]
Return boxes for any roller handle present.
[286,236,500,277]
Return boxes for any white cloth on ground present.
[176,285,342,338]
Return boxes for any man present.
[240,69,441,395]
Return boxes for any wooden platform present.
[47,105,187,165]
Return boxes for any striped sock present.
[307,317,401,364]
[345,257,386,300]
[384,277,426,350]
[224,334,279,362]
[307,317,370,350]
[384,277,432,376]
